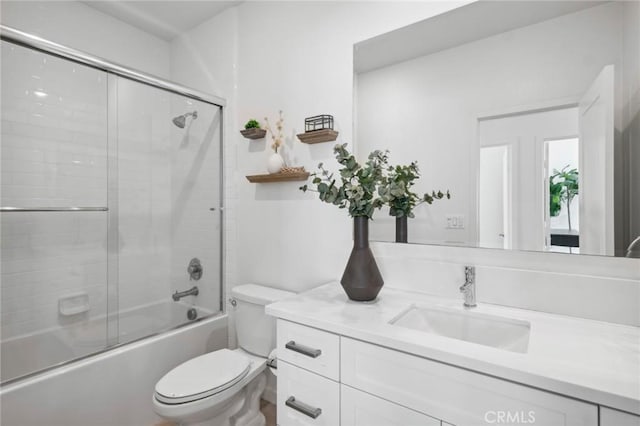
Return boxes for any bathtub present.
[0,303,228,426]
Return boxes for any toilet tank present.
[231,284,295,357]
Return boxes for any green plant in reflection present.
[379,162,450,219]
[549,165,579,231]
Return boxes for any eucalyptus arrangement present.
[379,162,450,219]
[263,110,286,173]
[379,162,450,243]
[300,143,387,301]
[300,143,389,219]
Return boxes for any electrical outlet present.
[446,215,465,229]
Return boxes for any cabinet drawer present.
[600,408,640,426]
[277,320,340,380]
[341,338,597,426]
[277,361,340,426]
[341,384,440,426]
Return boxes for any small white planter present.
[267,152,285,174]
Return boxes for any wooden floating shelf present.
[246,171,310,183]
[297,129,339,144]
[240,128,267,139]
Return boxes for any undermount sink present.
[389,305,530,353]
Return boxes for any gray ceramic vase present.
[340,216,384,301]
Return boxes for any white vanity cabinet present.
[342,338,597,426]
[341,385,440,426]
[276,319,603,426]
[276,321,340,426]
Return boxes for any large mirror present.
[354,1,639,257]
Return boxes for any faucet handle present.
[464,266,475,282]
[187,258,203,281]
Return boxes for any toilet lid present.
[155,349,250,404]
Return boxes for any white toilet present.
[152,284,294,426]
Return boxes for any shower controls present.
[187,308,198,320]
[172,111,198,128]
[173,286,199,301]
[188,258,203,281]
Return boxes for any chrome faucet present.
[459,266,476,308]
[172,286,199,301]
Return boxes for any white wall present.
[168,1,470,333]
[357,2,624,247]
[0,0,171,78]
[623,1,640,248]
[233,1,467,294]
[168,0,638,328]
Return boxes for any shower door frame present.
[0,24,227,379]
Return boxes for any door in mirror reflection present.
[478,106,579,253]
[479,145,511,250]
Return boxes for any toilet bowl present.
[152,284,295,426]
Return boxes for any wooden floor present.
[153,399,276,426]
[261,399,277,426]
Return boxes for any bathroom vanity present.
[266,283,640,426]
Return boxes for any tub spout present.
[172,286,199,301]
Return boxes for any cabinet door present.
[278,360,340,426]
[600,408,640,426]
[341,385,440,426]
[341,338,597,426]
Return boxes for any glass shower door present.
[114,77,221,346]
[0,41,109,382]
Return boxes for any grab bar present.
[0,207,108,212]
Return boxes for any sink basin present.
[389,305,530,353]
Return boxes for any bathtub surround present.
[0,315,227,426]
[1,4,226,424]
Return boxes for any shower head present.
[172,111,198,128]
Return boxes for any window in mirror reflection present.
[546,138,580,254]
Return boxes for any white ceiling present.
[354,1,606,74]
[83,1,240,41]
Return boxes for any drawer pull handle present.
[286,396,322,419]
[285,341,322,358]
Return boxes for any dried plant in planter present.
[264,110,284,154]
[263,110,286,173]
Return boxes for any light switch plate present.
[446,215,465,229]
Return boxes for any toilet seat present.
[154,349,250,405]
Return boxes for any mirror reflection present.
[354,1,639,257]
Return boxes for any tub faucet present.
[172,286,199,301]
[459,266,476,308]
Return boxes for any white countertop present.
[266,282,640,415]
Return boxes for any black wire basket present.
[305,115,334,132]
